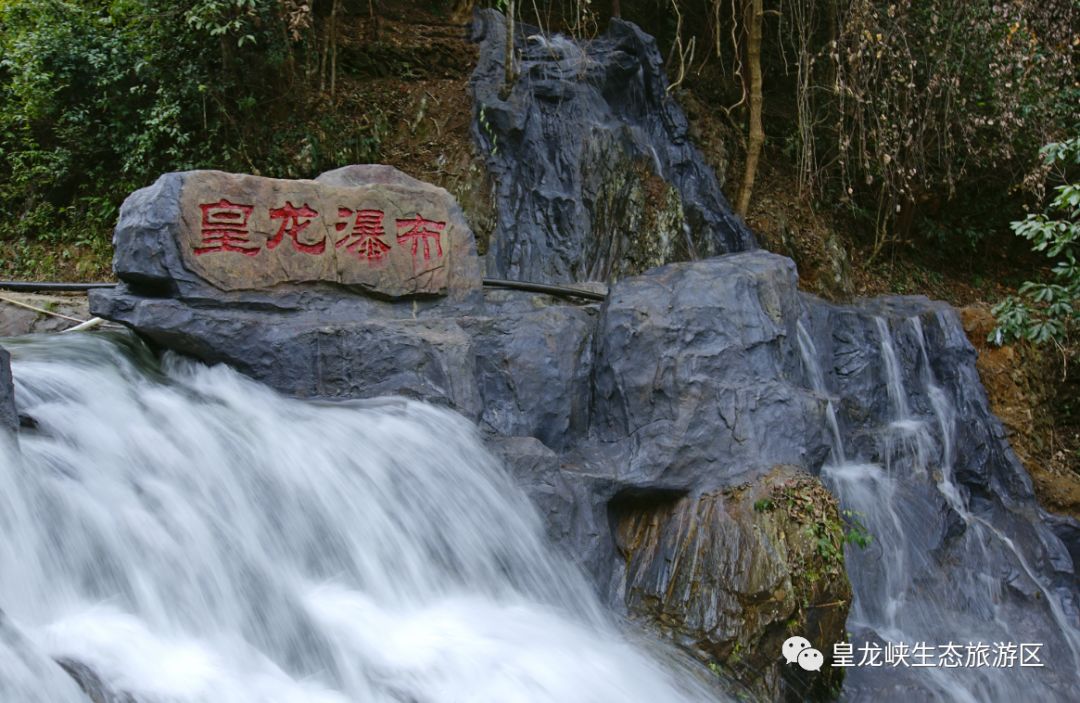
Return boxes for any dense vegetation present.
[0,0,385,278]
[0,0,1076,335]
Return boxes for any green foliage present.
[840,509,872,550]
[0,0,384,277]
[992,137,1080,345]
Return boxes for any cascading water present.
[796,321,845,466]
[797,316,1080,701]
[0,333,724,703]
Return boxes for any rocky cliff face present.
[469,10,755,284]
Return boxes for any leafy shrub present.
[993,137,1080,345]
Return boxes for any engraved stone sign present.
[112,166,481,299]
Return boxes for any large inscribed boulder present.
[112,167,481,299]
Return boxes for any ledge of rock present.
[90,163,1080,699]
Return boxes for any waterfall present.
[795,321,845,465]
[817,316,1080,701]
[0,334,722,703]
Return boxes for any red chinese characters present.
[268,201,324,254]
[194,199,258,256]
[395,215,445,261]
[335,208,391,263]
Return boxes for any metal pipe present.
[0,281,116,292]
[0,279,608,301]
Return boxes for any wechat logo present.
[783,635,824,672]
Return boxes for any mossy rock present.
[614,465,852,701]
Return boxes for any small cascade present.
[820,316,1080,701]
[795,320,846,465]
[0,334,724,703]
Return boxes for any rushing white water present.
[0,334,722,703]
[810,316,1080,701]
[795,321,845,465]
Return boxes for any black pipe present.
[481,278,606,301]
[0,279,608,301]
[0,281,116,292]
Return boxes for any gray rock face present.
[799,294,1080,700]
[470,10,755,284]
[0,346,16,433]
[614,466,851,701]
[92,241,1080,699]
[591,252,830,490]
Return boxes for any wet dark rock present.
[461,306,595,450]
[470,10,754,284]
[55,659,137,703]
[614,466,851,701]
[799,294,1080,699]
[85,14,1080,697]
[590,252,831,490]
[0,611,86,702]
[486,436,615,588]
[91,284,600,441]
[0,346,16,433]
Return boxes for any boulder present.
[92,286,600,437]
[461,306,596,451]
[591,251,831,490]
[799,293,1080,700]
[613,466,851,701]
[486,436,627,596]
[470,10,755,285]
[111,167,482,300]
[0,346,16,433]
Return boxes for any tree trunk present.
[504,1,516,88]
[735,0,764,218]
[612,0,621,19]
[329,0,341,98]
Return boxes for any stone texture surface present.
[470,10,755,285]
[799,293,1080,700]
[614,466,851,701]
[0,346,15,433]
[92,242,1080,699]
[113,167,482,299]
[590,252,830,490]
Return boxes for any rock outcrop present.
[0,346,16,433]
[591,255,830,490]
[93,229,850,700]
[615,466,851,700]
[470,10,755,284]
